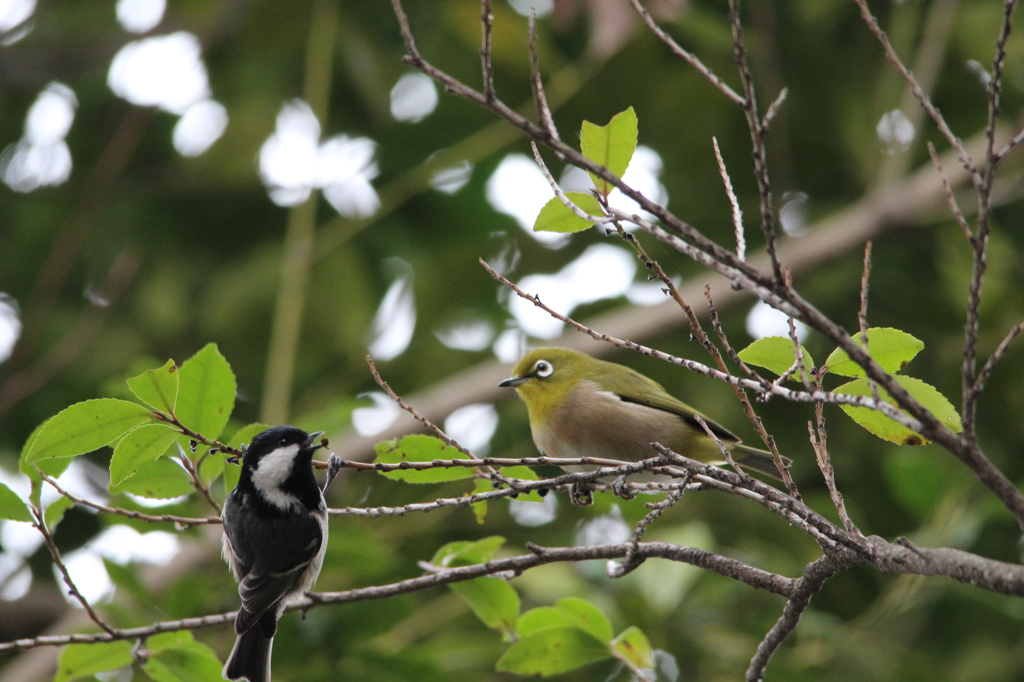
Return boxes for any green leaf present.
[145,630,195,654]
[433,536,506,567]
[611,626,655,670]
[127,359,180,413]
[517,607,570,637]
[533,193,606,234]
[44,495,74,530]
[825,328,924,378]
[556,597,614,644]
[836,375,962,445]
[109,424,180,486]
[884,449,949,517]
[471,477,491,524]
[580,107,639,195]
[222,423,270,493]
[24,399,153,464]
[502,465,543,503]
[55,641,133,682]
[496,626,610,676]
[738,336,815,379]
[175,343,236,444]
[0,482,32,522]
[373,435,478,483]
[142,641,225,682]
[450,577,521,640]
[109,457,195,499]
[20,420,72,506]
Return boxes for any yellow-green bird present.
[498,347,787,480]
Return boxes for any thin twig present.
[728,0,782,283]
[713,137,745,262]
[175,443,221,513]
[626,0,745,106]
[40,473,220,528]
[761,87,788,132]
[746,555,851,682]
[527,9,559,143]
[31,506,118,636]
[858,242,880,403]
[808,379,857,535]
[927,141,974,243]
[531,143,612,224]
[852,0,981,187]
[609,479,690,578]
[975,320,1024,392]
[480,0,495,102]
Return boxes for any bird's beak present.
[302,431,326,451]
[498,375,528,388]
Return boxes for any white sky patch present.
[779,191,809,237]
[116,0,165,33]
[745,300,809,342]
[876,109,915,154]
[486,154,568,247]
[368,263,415,361]
[492,327,527,363]
[173,99,227,157]
[510,493,557,526]
[509,244,636,339]
[108,32,210,115]
[0,0,34,33]
[436,319,494,351]
[508,0,554,17]
[390,73,438,123]
[431,161,473,194]
[965,59,992,88]
[126,492,189,508]
[1,564,31,601]
[1,82,77,192]
[352,392,402,436]
[444,403,498,455]
[0,294,22,363]
[259,100,379,216]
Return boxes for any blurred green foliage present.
[3,0,1024,681]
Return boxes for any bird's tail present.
[730,444,791,480]
[222,624,274,682]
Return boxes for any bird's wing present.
[233,512,325,633]
[600,368,741,443]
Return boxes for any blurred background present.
[2,0,1024,680]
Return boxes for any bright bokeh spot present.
[1,82,77,192]
[431,160,473,194]
[0,295,22,363]
[510,493,558,526]
[390,73,438,123]
[779,191,809,237]
[368,261,416,361]
[0,0,34,33]
[445,403,499,455]
[745,300,809,342]
[877,109,915,154]
[259,100,379,216]
[436,319,494,351]
[507,0,554,18]
[492,327,527,363]
[509,244,637,338]
[352,392,402,437]
[108,32,210,114]
[173,98,228,156]
[116,0,165,33]
[486,154,567,247]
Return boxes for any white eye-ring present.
[533,360,553,378]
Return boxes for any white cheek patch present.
[252,444,302,510]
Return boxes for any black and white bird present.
[221,425,329,682]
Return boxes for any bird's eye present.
[279,437,288,446]
[533,360,553,378]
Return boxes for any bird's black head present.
[243,425,322,467]
[236,425,326,512]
